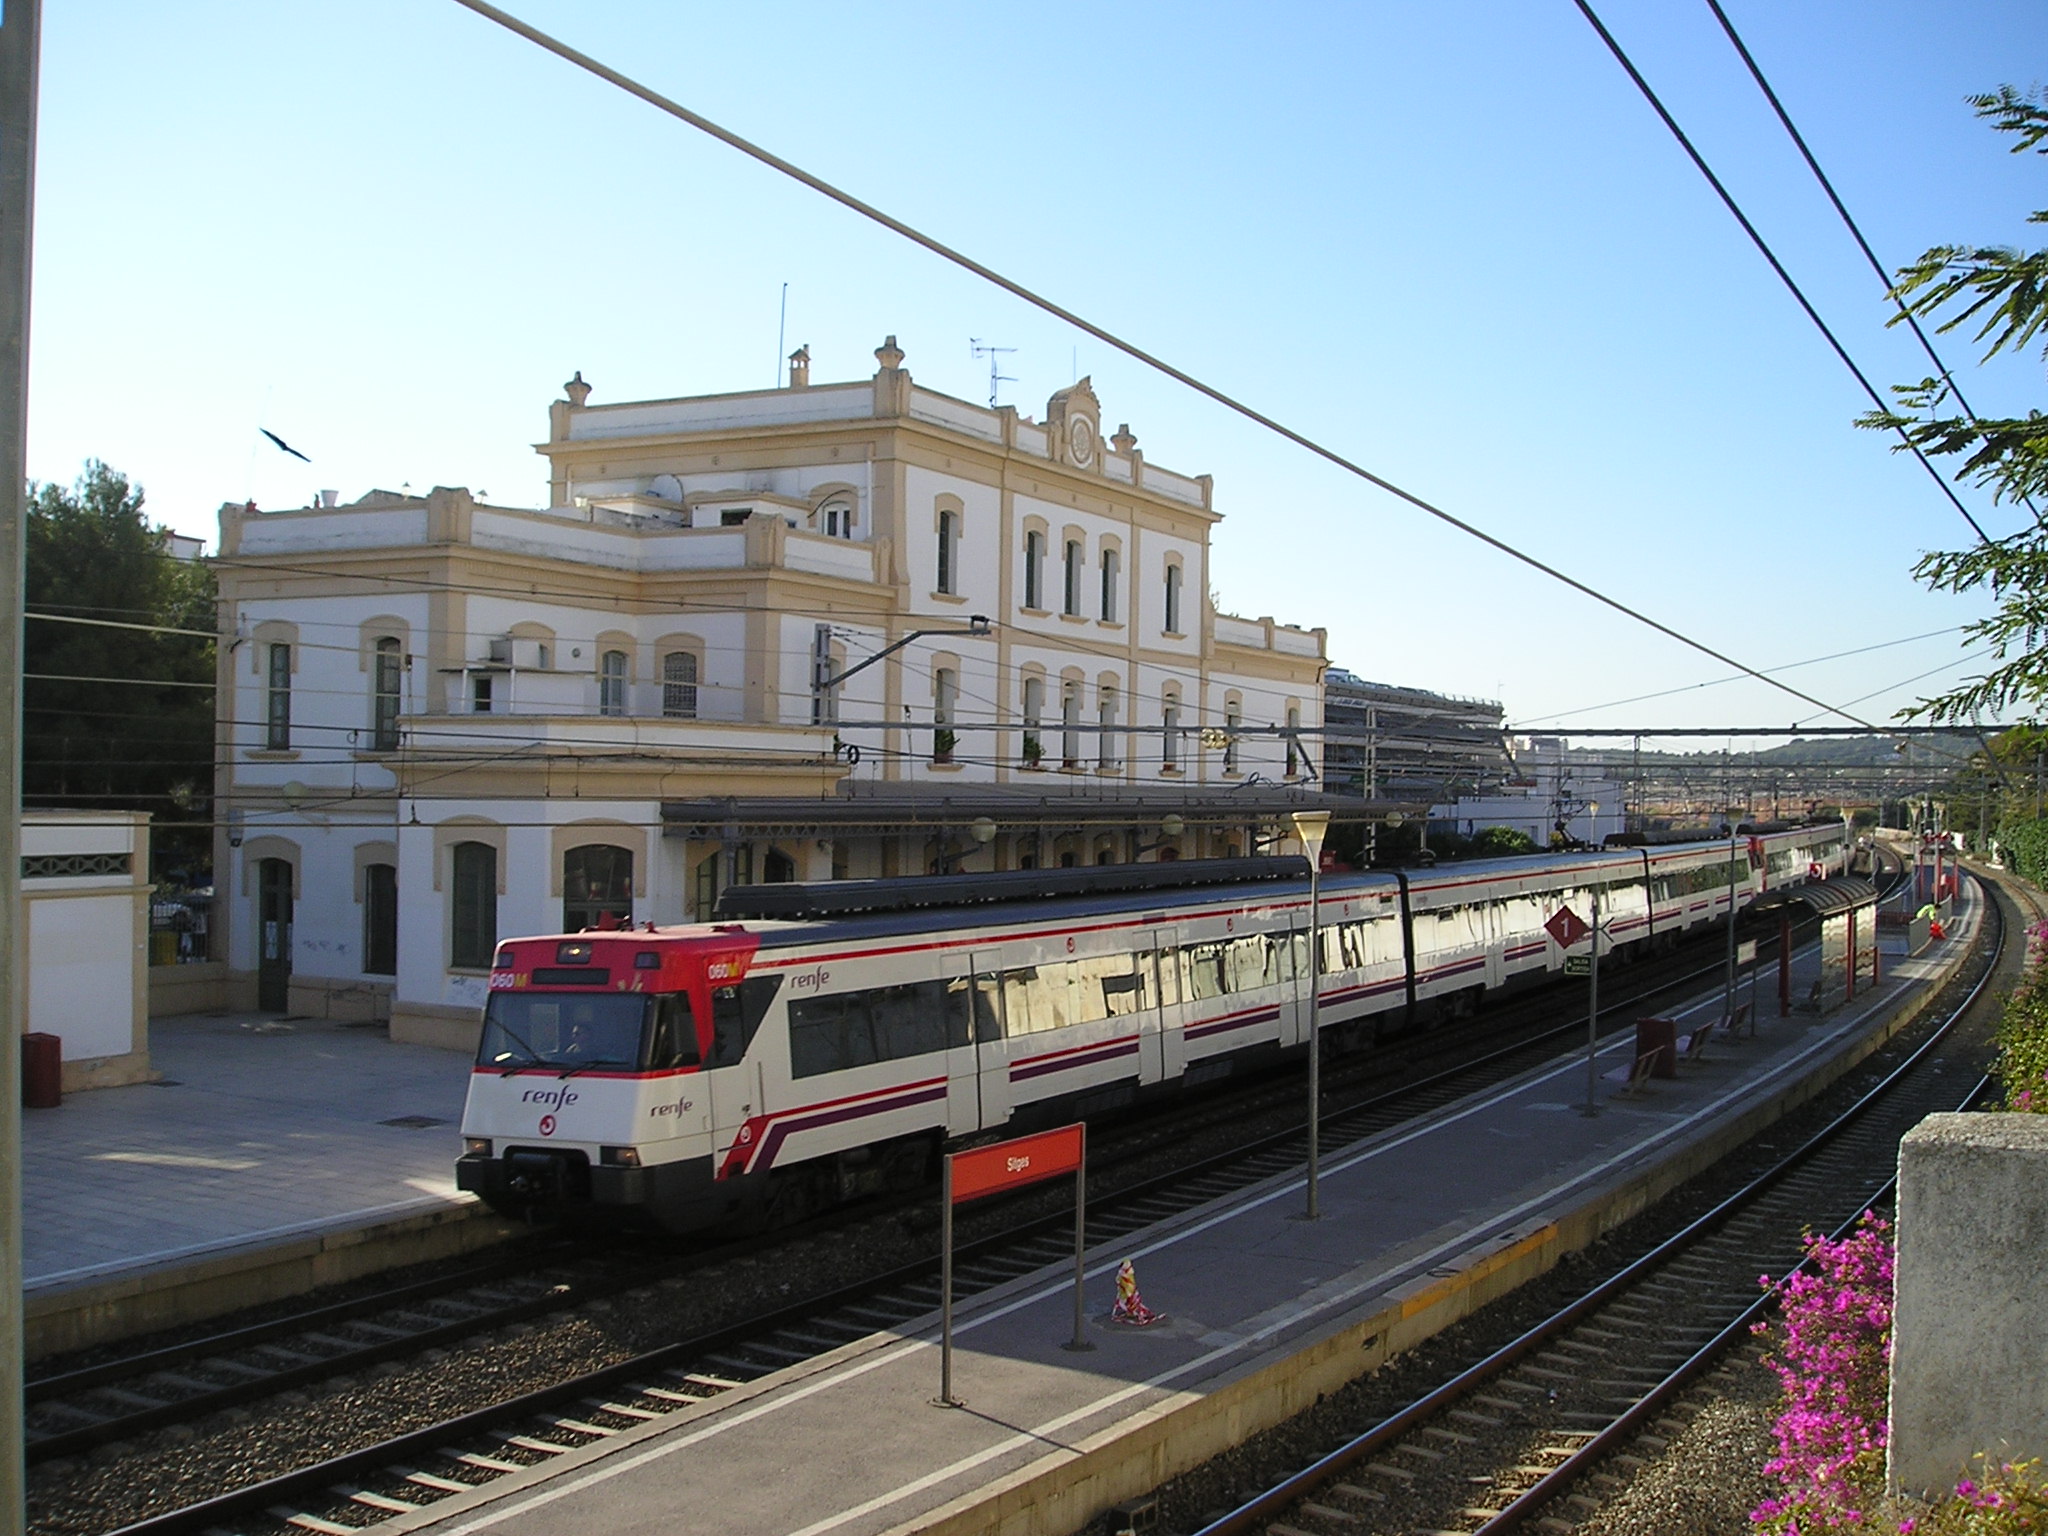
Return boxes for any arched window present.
[599,650,628,717]
[563,844,634,931]
[450,842,497,970]
[1164,562,1183,635]
[1061,682,1081,768]
[932,667,957,763]
[1097,684,1119,771]
[763,848,797,883]
[820,499,854,538]
[1162,692,1182,770]
[371,637,402,752]
[266,642,292,750]
[1224,702,1242,773]
[662,651,698,719]
[1022,674,1045,767]
[1100,546,1120,623]
[1286,703,1302,777]
[1024,530,1045,609]
[936,508,957,594]
[1063,539,1083,616]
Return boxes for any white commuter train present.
[457,822,1846,1231]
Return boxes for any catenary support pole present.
[1065,1130,1091,1352]
[936,1154,958,1407]
[1581,885,1601,1116]
[0,3,37,1530]
[1724,830,1738,1022]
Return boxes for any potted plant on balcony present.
[1022,732,1044,769]
[932,727,958,765]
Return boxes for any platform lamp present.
[1291,809,1331,1219]
[1132,812,1186,859]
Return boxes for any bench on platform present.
[1723,1000,1753,1041]
[1678,1017,1717,1068]
[1613,1050,1661,1099]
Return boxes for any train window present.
[648,993,700,1070]
[1000,967,1056,1035]
[1217,934,1265,993]
[706,975,783,1070]
[477,991,649,1071]
[1184,942,1229,1001]
[1073,953,1143,1020]
[951,976,998,1044]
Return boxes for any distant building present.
[1321,669,1510,807]
[1435,736,1626,847]
[212,339,1337,1048]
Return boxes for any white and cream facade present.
[213,338,1330,1048]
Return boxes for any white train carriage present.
[456,822,1848,1232]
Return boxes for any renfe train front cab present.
[455,930,777,1229]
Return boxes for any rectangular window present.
[663,651,698,719]
[372,639,402,752]
[473,674,493,714]
[1100,548,1119,622]
[449,841,497,970]
[1063,540,1082,616]
[599,650,627,717]
[936,509,956,594]
[1224,705,1241,773]
[1162,700,1181,768]
[1024,531,1044,609]
[1164,564,1182,635]
[1098,687,1118,770]
[363,862,397,975]
[788,977,970,1077]
[1061,686,1081,768]
[266,642,291,750]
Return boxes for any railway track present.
[1176,865,2005,1536]
[35,896,1823,1491]
[54,868,1897,1536]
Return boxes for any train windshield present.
[479,992,651,1073]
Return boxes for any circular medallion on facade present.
[1069,414,1096,468]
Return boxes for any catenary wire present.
[1702,0,2042,528]
[1570,0,1994,545]
[444,0,1880,734]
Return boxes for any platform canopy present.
[1756,875,1877,918]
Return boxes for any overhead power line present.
[446,0,1879,733]
[1701,0,2040,528]
[1571,0,1994,545]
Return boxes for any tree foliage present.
[1860,88,2048,722]
[25,461,215,874]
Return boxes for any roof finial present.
[564,370,592,407]
[874,334,905,371]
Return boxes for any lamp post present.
[1291,810,1331,1219]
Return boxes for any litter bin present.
[1635,1016,1679,1080]
[23,1032,61,1108]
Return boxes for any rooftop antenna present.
[970,338,1017,408]
[775,282,789,386]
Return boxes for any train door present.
[257,857,293,1013]
[1146,933,1186,1083]
[970,954,1011,1131]
[944,966,986,1137]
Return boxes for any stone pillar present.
[1889,1112,2048,1497]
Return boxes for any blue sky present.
[24,1,2048,742]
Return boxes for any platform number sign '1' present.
[1545,906,1591,949]
[935,1124,1090,1408]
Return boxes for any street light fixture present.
[1291,809,1331,1219]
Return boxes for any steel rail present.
[1190,865,1993,1536]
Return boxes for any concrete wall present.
[1890,1112,2048,1497]
[20,812,155,1091]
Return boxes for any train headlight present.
[464,1138,492,1157]
[600,1145,642,1167]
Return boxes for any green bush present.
[1996,817,2048,888]
[1897,1456,2048,1533]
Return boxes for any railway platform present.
[25,1010,511,1358]
[391,880,1983,1536]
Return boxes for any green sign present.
[1564,955,1593,976]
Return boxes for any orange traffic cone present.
[1109,1258,1162,1326]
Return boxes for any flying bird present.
[260,428,311,462]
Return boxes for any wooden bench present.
[1613,1050,1661,1099]
[1678,1017,1716,1068]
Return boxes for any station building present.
[211,338,1334,1048]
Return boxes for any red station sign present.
[948,1124,1085,1204]
[1544,906,1591,949]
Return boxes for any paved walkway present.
[25,1012,475,1292]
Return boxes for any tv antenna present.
[970,338,1017,408]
